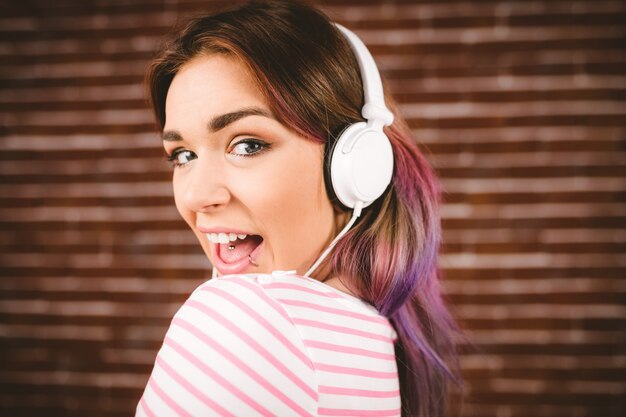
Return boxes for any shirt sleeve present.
[136,275,319,417]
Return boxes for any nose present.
[176,156,230,213]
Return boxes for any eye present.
[230,138,270,157]
[166,148,197,167]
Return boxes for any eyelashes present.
[165,138,271,168]
[166,149,196,168]
[230,139,270,157]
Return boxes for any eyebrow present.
[162,107,273,142]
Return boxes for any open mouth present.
[210,234,264,275]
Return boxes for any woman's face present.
[162,54,347,278]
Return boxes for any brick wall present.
[1,1,624,416]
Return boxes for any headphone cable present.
[303,200,364,278]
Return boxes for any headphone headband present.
[334,23,394,127]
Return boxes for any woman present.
[138,1,461,416]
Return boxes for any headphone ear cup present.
[329,122,394,209]
[324,126,351,211]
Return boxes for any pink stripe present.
[227,277,294,322]
[319,385,400,398]
[198,285,315,370]
[277,298,389,325]
[156,353,239,417]
[293,318,393,342]
[148,377,192,417]
[315,362,398,378]
[303,340,395,360]
[162,337,272,416]
[171,316,316,417]
[172,314,316,401]
[139,397,156,417]
[262,282,345,299]
[182,301,315,393]
[318,407,401,416]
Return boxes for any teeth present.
[206,232,249,244]
[218,233,229,244]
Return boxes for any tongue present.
[219,235,263,264]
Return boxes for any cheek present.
[239,152,326,218]
[235,148,333,264]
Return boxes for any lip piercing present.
[248,255,259,266]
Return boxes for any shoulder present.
[185,274,292,328]
[174,275,317,373]
[219,273,399,344]
[137,274,319,416]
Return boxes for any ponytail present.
[330,117,462,416]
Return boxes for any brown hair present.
[145,1,462,416]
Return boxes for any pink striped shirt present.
[136,272,401,417]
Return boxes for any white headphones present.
[329,23,395,211]
[303,24,395,277]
